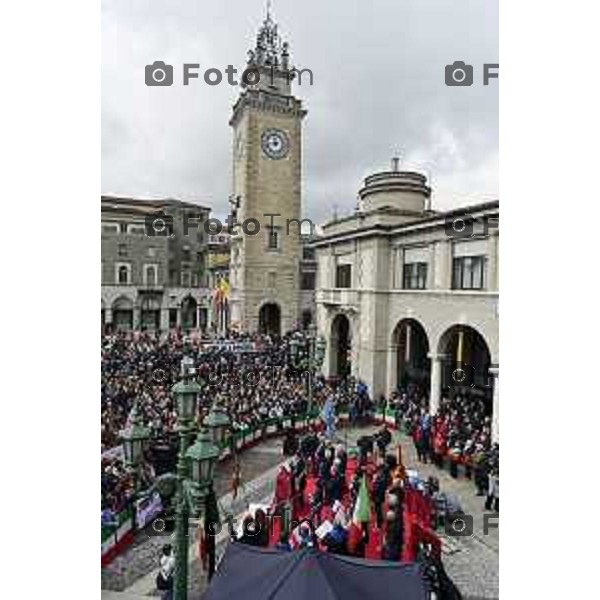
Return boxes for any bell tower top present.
[243,2,295,96]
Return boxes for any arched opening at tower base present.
[259,303,281,336]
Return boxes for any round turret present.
[358,159,431,214]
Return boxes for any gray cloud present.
[102,0,498,224]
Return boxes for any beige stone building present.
[228,12,307,335]
[312,162,499,442]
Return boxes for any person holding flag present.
[348,472,371,557]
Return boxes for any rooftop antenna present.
[391,149,402,172]
[266,0,272,20]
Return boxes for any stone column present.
[386,343,398,398]
[105,308,113,325]
[160,308,170,332]
[488,233,499,291]
[489,367,499,443]
[433,240,451,289]
[208,303,214,332]
[196,305,202,331]
[133,307,142,331]
[428,353,445,415]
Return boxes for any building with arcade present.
[101,196,211,332]
[312,161,499,442]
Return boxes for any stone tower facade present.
[229,9,306,335]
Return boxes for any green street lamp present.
[185,429,220,498]
[120,408,152,467]
[172,360,203,600]
[172,378,202,423]
[203,404,231,448]
[184,428,221,583]
[119,404,151,534]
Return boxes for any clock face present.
[261,128,290,160]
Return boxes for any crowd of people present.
[101,329,372,516]
[389,384,499,511]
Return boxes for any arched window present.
[118,265,129,285]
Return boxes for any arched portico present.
[181,296,198,331]
[112,296,134,331]
[258,302,281,336]
[140,296,161,331]
[330,313,352,378]
[389,318,431,395]
[429,324,495,423]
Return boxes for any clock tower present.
[229,8,306,335]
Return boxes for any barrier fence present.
[102,406,457,566]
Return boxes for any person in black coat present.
[373,467,388,529]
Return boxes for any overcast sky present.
[102,0,498,224]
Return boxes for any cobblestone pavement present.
[104,425,498,600]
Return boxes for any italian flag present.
[352,474,371,524]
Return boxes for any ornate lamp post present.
[120,404,151,526]
[120,404,152,471]
[289,324,326,415]
[171,360,221,600]
[202,404,231,579]
[204,404,231,448]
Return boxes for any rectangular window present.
[403,262,428,290]
[452,256,486,290]
[102,223,119,234]
[301,272,316,290]
[182,247,191,262]
[144,264,158,287]
[267,228,279,251]
[127,224,145,235]
[181,271,191,287]
[118,243,127,258]
[302,246,315,260]
[335,264,352,289]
